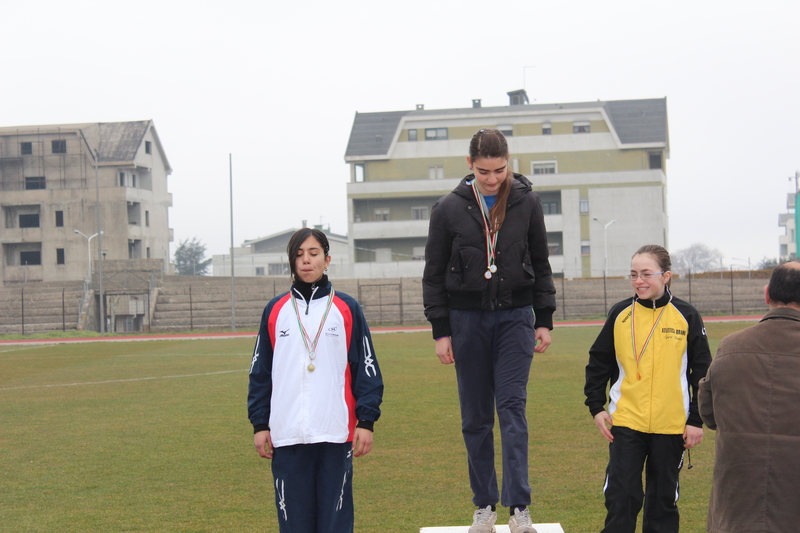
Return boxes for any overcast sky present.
[2,0,798,270]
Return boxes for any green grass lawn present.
[0,321,754,532]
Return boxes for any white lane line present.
[0,369,247,391]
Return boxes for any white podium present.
[421,524,564,532]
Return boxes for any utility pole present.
[793,171,800,260]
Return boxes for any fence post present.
[561,275,566,321]
[21,287,25,336]
[730,266,735,315]
[399,279,404,325]
[189,285,194,331]
[62,288,66,332]
[688,269,692,303]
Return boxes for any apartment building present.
[212,226,350,279]
[0,120,172,284]
[344,91,669,279]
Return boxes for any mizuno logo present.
[363,337,377,377]
[279,329,290,338]
[276,478,287,521]
[249,336,261,374]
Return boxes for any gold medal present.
[489,264,497,273]
[308,363,315,372]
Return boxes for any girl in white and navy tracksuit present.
[248,229,383,533]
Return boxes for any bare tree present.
[757,257,780,270]
[672,243,724,275]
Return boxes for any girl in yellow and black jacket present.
[584,245,711,533]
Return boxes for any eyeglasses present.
[629,271,665,281]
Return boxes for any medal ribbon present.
[470,181,498,274]
[630,294,672,380]
[291,288,335,359]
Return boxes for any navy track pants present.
[450,306,536,508]
[271,442,354,533]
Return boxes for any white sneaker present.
[468,506,497,533]
[508,507,537,533]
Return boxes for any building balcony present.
[350,219,430,240]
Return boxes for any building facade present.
[344,92,669,279]
[212,226,350,279]
[778,192,796,261]
[0,121,173,284]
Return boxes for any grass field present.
[0,321,754,532]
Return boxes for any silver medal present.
[489,264,497,273]
[484,270,492,279]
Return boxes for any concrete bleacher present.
[0,280,85,334]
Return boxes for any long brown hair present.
[469,128,512,234]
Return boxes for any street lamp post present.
[74,229,103,283]
[592,218,617,275]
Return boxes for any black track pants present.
[601,426,685,533]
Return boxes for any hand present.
[534,327,552,353]
[594,411,614,443]
[352,428,374,457]
[254,430,273,459]
[435,337,454,365]
[683,425,703,449]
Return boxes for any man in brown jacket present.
[699,260,800,533]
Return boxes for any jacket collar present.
[634,286,673,310]
[760,306,800,324]
[292,275,331,302]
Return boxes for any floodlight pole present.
[94,144,105,336]
[74,230,102,283]
[592,217,617,275]
[229,153,236,332]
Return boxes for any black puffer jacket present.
[423,173,557,339]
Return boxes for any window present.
[412,206,429,220]
[52,140,66,154]
[55,210,64,227]
[374,208,390,221]
[573,121,590,133]
[412,246,425,260]
[57,248,65,265]
[145,141,152,154]
[375,248,392,263]
[132,174,137,188]
[546,232,563,256]
[19,214,40,228]
[649,152,663,170]
[119,172,126,187]
[581,241,591,255]
[428,166,444,180]
[539,191,561,215]
[542,122,552,135]
[255,267,265,276]
[425,128,448,140]
[20,251,41,265]
[354,163,365,183]
[145,211,150,227]
[580,199,590,214]
[497,124,513,137]
[20,142,32,155]
[408,129,417,141]
[268,263,289,276]
[512,158,519,173]
[532,162,556,175]
[25,176,46,190]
